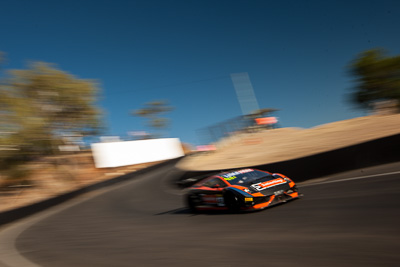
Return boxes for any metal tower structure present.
[230,72,260,116]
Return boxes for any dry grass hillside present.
[177,114,400,171]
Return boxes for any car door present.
[199,178,227,207]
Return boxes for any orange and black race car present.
[185,168,300,212]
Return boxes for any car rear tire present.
[187,194,199,213]
[224,192,241,212]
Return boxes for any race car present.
[185,168,300,212]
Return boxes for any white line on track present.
[300,170,400,187]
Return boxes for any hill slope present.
[177,114,400,171]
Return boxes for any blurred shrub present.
[0,60,104,182]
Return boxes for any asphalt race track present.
[3,162,400,267]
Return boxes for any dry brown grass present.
[177,114,400,171]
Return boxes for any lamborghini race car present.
[185,168,299,212]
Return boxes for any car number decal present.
[251,178,286,191]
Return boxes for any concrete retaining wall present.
[177,133,400,185]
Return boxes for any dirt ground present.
[1,114,399,213]
[177,114,400,171]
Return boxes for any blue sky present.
[1,0,400,145]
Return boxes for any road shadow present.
[154,207,264,216]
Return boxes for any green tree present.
[350,49,400,112]
[132,100,174,138]
[0,61,103,164]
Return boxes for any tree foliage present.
[132,100,174,138]
[350,49,400,112]
[0,61,103,165]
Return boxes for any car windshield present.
[220,169,274,186]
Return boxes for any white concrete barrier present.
[91,138,184,168]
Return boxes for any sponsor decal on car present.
[251,178,286,191]
[222,169,254,180]
[224,176,237,181]
[201,194,225,206]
